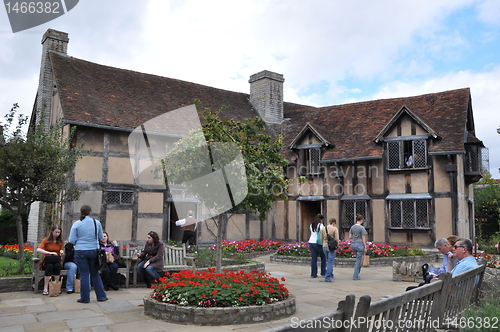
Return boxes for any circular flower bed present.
[145,268,295,325]
[151,268,289,307]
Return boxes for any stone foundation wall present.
[271,254,439,269]
[144,294,295,325]
[0,277,32,293]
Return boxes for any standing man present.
[175,210,197,245]
[450,238,478,276]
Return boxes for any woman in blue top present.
[69,205,107,303]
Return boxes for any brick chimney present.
[249,70,285,124]
[27,29,69,247]
[35,29,69,132]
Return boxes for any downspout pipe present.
[446,155,458,236]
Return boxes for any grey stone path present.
[0,254,419,331]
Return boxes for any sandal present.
[42,290,49,295]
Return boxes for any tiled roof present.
[50,52,478,162]
[282,88,474,162]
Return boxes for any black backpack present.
[326,232,338,251]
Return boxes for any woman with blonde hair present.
[37,224,64,295]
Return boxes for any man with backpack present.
[321,218,339,282]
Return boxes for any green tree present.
[474,173,500,240]
[0,104,83,273]
[157,101,288,272]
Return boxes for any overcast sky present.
[1,0,499,175]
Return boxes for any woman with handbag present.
[308,214,326,278]
[37,224,64,296]
[136,231,164,288]
[68,205,107,303]
[99,232,120,291]
[349,214,368,280]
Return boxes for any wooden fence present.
[264,259,486,332]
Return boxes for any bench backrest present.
[164,244,187,266]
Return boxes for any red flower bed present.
[151,268,289,307]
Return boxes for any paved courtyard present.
[0,254,419,331]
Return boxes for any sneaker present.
[66,290,74,294]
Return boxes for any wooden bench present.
[32,244,132,293]
[132,243,195,287]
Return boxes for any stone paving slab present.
[0,254,420,331]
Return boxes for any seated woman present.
[63,242,78,294]
[99,232,120,290]
[37,224,64,296]
[135,231,164,288]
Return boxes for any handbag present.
[115,257,126,268]
[48,277,63,297]
[74,278,81,293]
[362,254,370,267]
[315,224,322,245]
[326,233,338,251]
[105,251,115,263]
[93,219,107,271]
[97,248,107,271]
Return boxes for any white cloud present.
[476,0,500,26]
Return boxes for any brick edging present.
[270,253,440,267]
[143,294,296,325]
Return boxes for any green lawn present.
[0,256,31,277]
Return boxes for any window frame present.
[386,137,428,170]
[107,190,134,205]
[341,199,369,229]
[388,198,430,229]
[298,146,323,176]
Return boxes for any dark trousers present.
[182,230,196,245]
[100,262,118,286]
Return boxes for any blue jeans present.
[136,260,161,286]
[352,243,365,280]
[309,243,326,277]
[75,250,107,302]
[63,261,78,291]
[322,247,337,281]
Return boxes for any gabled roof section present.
[373,105,440,143]
[281,88,476,162]
[288,122,331,149]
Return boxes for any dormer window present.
[289,123,329,177]
[387,138,427,170]
[298,147,322,176]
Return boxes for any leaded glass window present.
[389,199,429,228]
[107,191,134,205]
